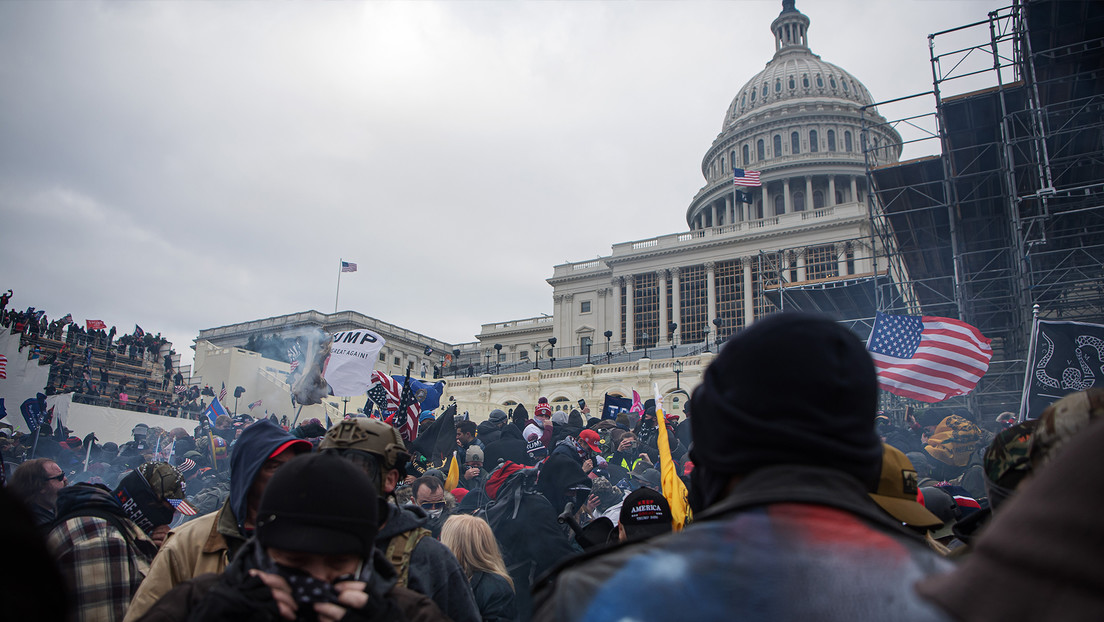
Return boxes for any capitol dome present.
[686,0,901,231]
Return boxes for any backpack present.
[384,527,432,588]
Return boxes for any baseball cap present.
[869,444,942,529]
[619,487,673,540]
[578,429,601,453]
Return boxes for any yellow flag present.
[654,384,692,530]
[445,450,460,491]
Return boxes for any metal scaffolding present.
[861,0,1104,415]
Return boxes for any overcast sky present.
[1,0,999,366]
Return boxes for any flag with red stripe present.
[867,312,992,403]
[168,498,198,516]
[371,371,420,440]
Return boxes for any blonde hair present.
[439,515,513,589]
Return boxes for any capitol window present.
[810,130,819,152]
[842,80,849,93]
[757,139,765,160]
[775,79,781,93]
[743,145,750,166]
[774,194,785,216]
[750,89,756,102]
[816,75,824,88]
[791,132,800,155]
[845,131,853,152]
[789,76,795,90]
[830,76,837,89]
[827,130,837,152]
[580,300,591,313]
[762,84,768,98]
[773,135,782,158]
[794,191,806,211]
[803,75,810,88]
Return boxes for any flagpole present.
[1018,304,1041,421]
[335,258,343,314]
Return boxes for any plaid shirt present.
[48,515,158,622]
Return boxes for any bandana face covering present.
[255,551,361,622]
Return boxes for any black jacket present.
[470,571,518,622]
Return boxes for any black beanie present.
[690,312,882,489]
[256,453,380,557]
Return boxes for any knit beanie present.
[256,453,380,557]
[691,312,882,489]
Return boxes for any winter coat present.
[124,501,245,622]
[377,503,482,622]
[470,571,518,622]
[533,464,954,622]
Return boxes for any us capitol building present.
[195,1,903,420]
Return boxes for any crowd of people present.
[2,311,1103,621]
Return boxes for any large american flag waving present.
[371,371,420,440]
[867,312,992,403]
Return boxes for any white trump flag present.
[324,329,386,397]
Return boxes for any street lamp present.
[342,396,349,416]
[604,330,613,364]
[673,359,684,389]
[641,331,649,359]
[712,317,724,349]
[484,349,491,372]
[702,325,711,353]
[669,321,678,358]
[548,337,557,369]
[452,348,461,375]
[494,343,502,375]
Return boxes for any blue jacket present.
[227,420,305,533]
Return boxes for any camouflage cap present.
[137,461,185,501]
[1029,388,1104,469]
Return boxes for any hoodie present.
[227,420,308,533]
[376,503,481,622]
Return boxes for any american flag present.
[0,354,6,379]
[248,399,262,410]
[867,312,992,403]
[174,384,187,394]
[341,261,358,273]
[372,371,420,440]
[168,498,198,516]
[733,168,762,187]
[218,382,227,402]
[367,382,389,410]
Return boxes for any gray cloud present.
[0,0,995,364]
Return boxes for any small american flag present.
[733,168,762,187]
[867,312,992,403]
[174,385,187,394]
[168,498,198,516]
[218,382,227,402]
[289,360,300,373]
[367,383,389,410]
[0,354,6,379]
[341,261,358,273]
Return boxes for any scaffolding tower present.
[861,0,1104,416]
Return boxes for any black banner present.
[1020,319,1104,420]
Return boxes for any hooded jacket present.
[376,503,482,622]
[124,421,305,622]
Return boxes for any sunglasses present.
[46,474,67,482]
[419,501,446,511]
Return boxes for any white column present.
[563,293,574,346]
[742,257,755,327]
[611,278,622,348]
[836,243,849,277]
[805,176,814,211]
[670,267,682,344]
[851,176,859,204]
[828,176,837,206]
[552,294,564,345]
[597,287,608,339]
[625,275,635,351]
[710,204,717,228]
[783,178,791,215]
[658,270,669,346]
[797,249,807,281]
[705,261,717,329]
[762,185,769,219]
[725,195,734,226]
